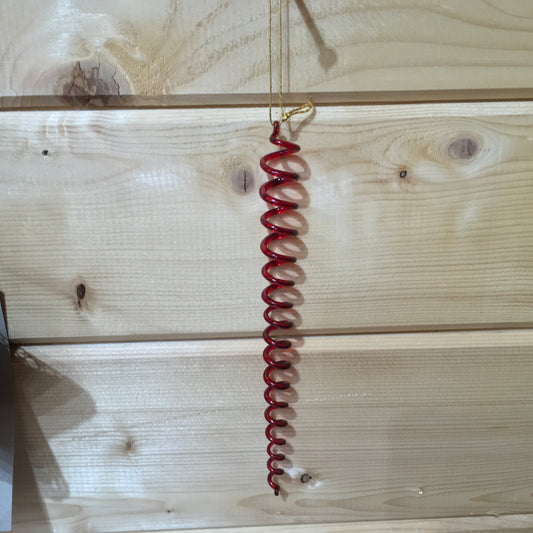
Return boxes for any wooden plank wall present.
[2,1,533,532]
[3,0,533,107]
[11,332,533,531]
[1,103,533,343]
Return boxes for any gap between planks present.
[10,322,533,347]
[4,88,533,112]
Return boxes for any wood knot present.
[76,283,86,302]
[300,473,312,484]
[60,61,123,107]
[448,137,479,161]
[230,167,255,194]
[73,278,91,313]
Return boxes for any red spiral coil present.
[260,120,301,496]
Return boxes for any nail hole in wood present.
[399,170,407,179]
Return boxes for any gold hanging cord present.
[269,0,313,126]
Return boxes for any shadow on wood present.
[11,348,96,532]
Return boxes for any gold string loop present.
[269,0,313,126]
[282,97,314,123]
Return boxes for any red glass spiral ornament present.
[260,120,301,496]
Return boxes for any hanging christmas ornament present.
[259,0,313,496]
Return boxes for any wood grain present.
[3,1,533,107]
[11,330,533,531]
[158,513,533,532]
[1,103,533,342]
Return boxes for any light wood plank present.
[11,331,533,531]
[4,1,533,107]
[1,103,533,342]
[152,513,533,532]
